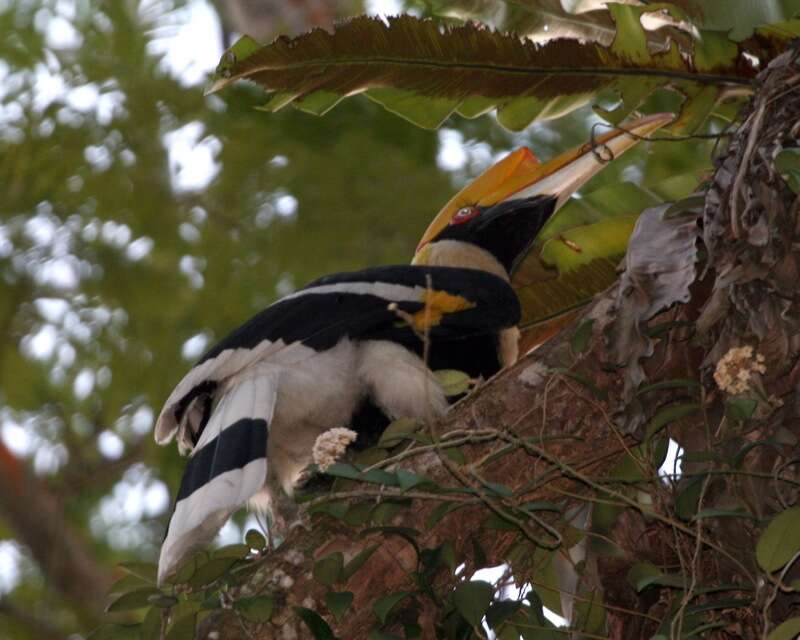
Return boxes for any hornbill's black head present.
[424,195,557,275]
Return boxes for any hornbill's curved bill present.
[413,113,673,267]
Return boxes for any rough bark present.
[196,46,800,639]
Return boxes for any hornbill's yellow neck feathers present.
[422,195,557,276]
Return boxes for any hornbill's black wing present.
[154,265,518,582]
[156,264,519,445]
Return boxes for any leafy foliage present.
[210,12,767,130]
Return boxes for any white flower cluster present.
[312,427,358,471]
[713,345,766,394]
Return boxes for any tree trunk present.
[0,442,113,612]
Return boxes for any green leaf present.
[342,545,379,581]
[651,436,670,470]
[426,502,466,529]
[324,462,398,486]
[682,451,721,464]
[325,591,353,623]
[309,501,349,520]
[396,469,432,492]
[530,548,562,616]
[117,561,157,583]
[105,587,160,612]
[472,537,488,568]
[294,607,338,640]
[107,574,150,596]
[726,397,758,420]
[517,168,703,345]
[140,606,162,640]
[210,15,754,132]
[521,500,560,513]
[757,507,800,572]
[343,501,374,526]
[627,562,662,592]
[524,590,554,628]
[165,612,197,640]
[216,35,261,74]
[645,403,701,440]
[485,512,520,531]
[572,588,605,633]
[636,379,701,395]
[352,447,389,466]
[87,624,140,640]
[767,617,800,640]
[452,581,493,627]
[441,540,457,572]
[628,562,690,591]
[571,319,595,354]
[591,498,623,549]
[434,369,471,396]
[377,418,420,448]
[168,552,208,585]
[693,508,756,522]
[676,476,706,521]
[213,543,251,559]
[403,622,422,639]
[188,557,239,588]
[482,482,514,497]
[235,595,275,622]
[373,591,411,624]
[245,529,267,550]
[313,552,344,587]
[486,600,522,630]
[732,438,784,468]
[441,445,466,464]
[166,601,200,640]
[148,593,179,608]
[635,571,687,592]
[774,148,800,192]
[371,499,411,524]
[503,0,621,46]
[684,598,751,615]
[671,84,724,134]
[201,592,223,611]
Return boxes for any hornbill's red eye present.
[451,206,480,224]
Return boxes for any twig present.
[670,473,711,639]
[498,432,759,588]
[761,550,800,638]
[729,97,767,238]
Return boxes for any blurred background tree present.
[1,1,794,638]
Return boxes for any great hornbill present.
[154,114,669,583]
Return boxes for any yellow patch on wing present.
[412,290,476,330]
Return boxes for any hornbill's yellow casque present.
[154,114,669,584]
